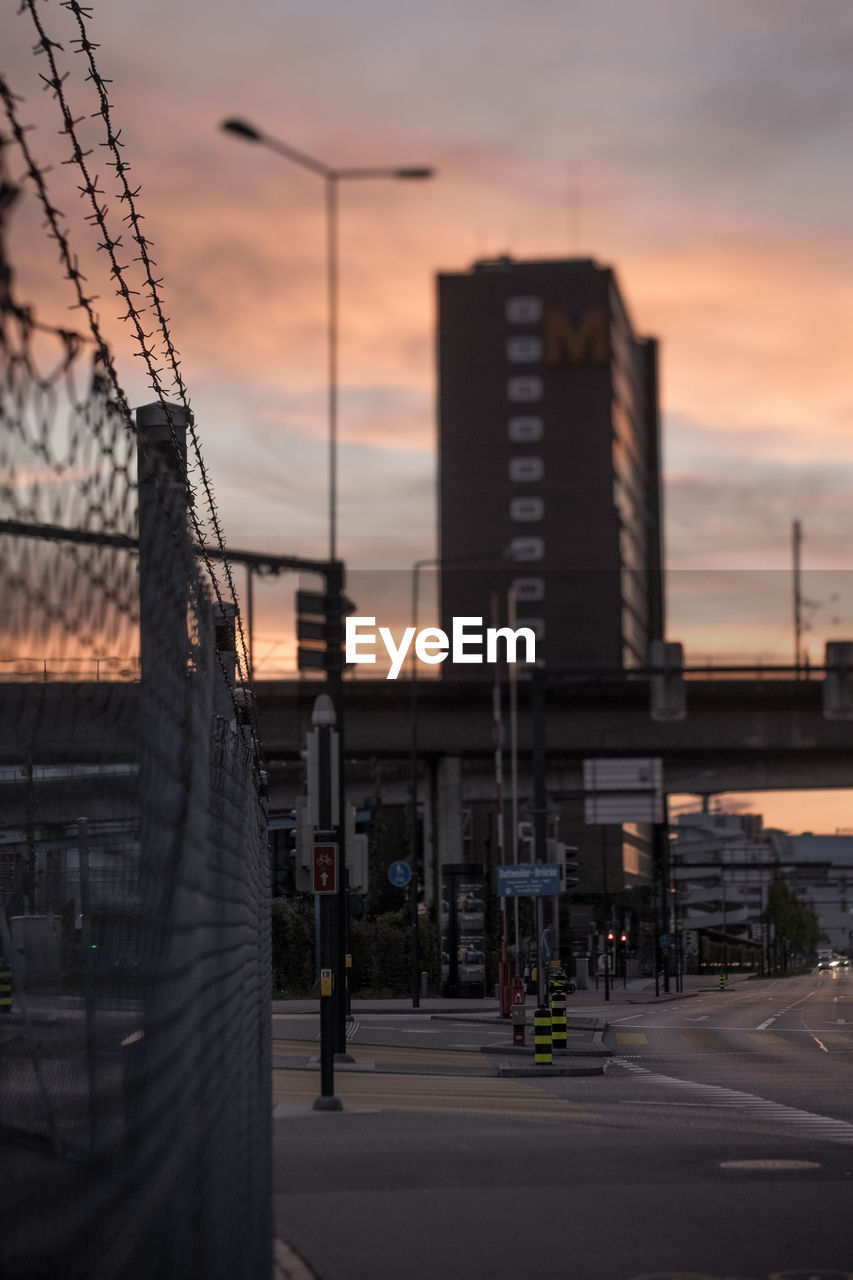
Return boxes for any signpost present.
[388,860,412,889]
[496,864,562,1006]
[313,844,338,895]
[497,863,561,899]
[583,758,663,824]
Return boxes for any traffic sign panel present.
[497,863,561,898]
[388,860,412,888]
[313,843,338,894]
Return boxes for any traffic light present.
[292,798,313,892]
[295,589,328,671]
[823,641,853,719]
[606,930,615,943]
[546,839,579,890]
[295,565,356,675]
[649,639,686,722]
[620,932,628,946]
[345,805,369,895]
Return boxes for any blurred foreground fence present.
[0,122,271,1280]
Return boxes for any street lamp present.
[222,118,432,1051]
[221,117,434,564]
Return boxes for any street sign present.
[313,843,338,894]
[540,928,552,966]
[583,757,663,824]
[497,863,562,898]
[388,860,412,888]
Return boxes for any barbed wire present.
[3,1,262,760]
[54,0,255,698]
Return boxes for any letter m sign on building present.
[313,843,338,895]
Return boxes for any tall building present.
[438,256,664,671]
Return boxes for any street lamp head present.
[394,167,435,180]
[312,693,337,728]
[221,118,263,143]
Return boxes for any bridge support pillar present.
[435,755,463,882]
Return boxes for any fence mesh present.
[1,9,271,1276]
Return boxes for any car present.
[817,958,831,970]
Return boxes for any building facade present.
[438,256,664,671]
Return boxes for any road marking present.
[820,1032,853,1044]
[615,1032,648,1045]
[273,1069,602,1119]
[719,1158,821,1171]
[680,1031,714,1045]
[754,985,820,1031]
[615,1058,853,1145]
[745,1032,785,1043]
[611,1014,645,1023]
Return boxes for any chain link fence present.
[1,8,272,1274]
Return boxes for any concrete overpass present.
[3,671,852,822]
[253,672,853,798]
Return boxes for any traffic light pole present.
[322,562,353,1059]
[311,695,341,1112]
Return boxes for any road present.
[272,970,853,1280]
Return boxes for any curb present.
[496,1060,606,1078]
[273,1238,318,1280]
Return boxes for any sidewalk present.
[272,972,752,1021]
[271,973,756,1083]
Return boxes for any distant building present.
[672,811,853,967]
[437,256,664,672]
[769,830,853,955]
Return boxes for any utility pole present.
[793,518,803,676]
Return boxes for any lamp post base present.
[311,1095,343,1112]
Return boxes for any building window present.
[505,296,542,323]
[510,496,544,522]
[517,617,545,641]
[509,537,545,562]
[512,577,545,602]
[507,376,543,403]
[506,335,543,363]
[509,456,544,483]
[508,415,544,443]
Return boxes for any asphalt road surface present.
[273,970,853,1280]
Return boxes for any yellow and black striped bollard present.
[0,966,11,1014]
[551,990,567,1049]
[534,1004,552,1065]
[719,973,725,990]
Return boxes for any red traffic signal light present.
[606,931,615,942]
[620,933,628,944]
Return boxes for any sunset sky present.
[4,0,853,832]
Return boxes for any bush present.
[273,899,442,999]
[271,898,315,996]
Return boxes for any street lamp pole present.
[221,118,433,564]
[222,118,433,1046]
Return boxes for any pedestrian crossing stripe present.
[614,1058,853,1146]
[745,1032,786,1043]
[819,1033,853,1044]
[681,1032,714,1045]
[615,1032,648,1045]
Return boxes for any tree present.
[765,867,820,971]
